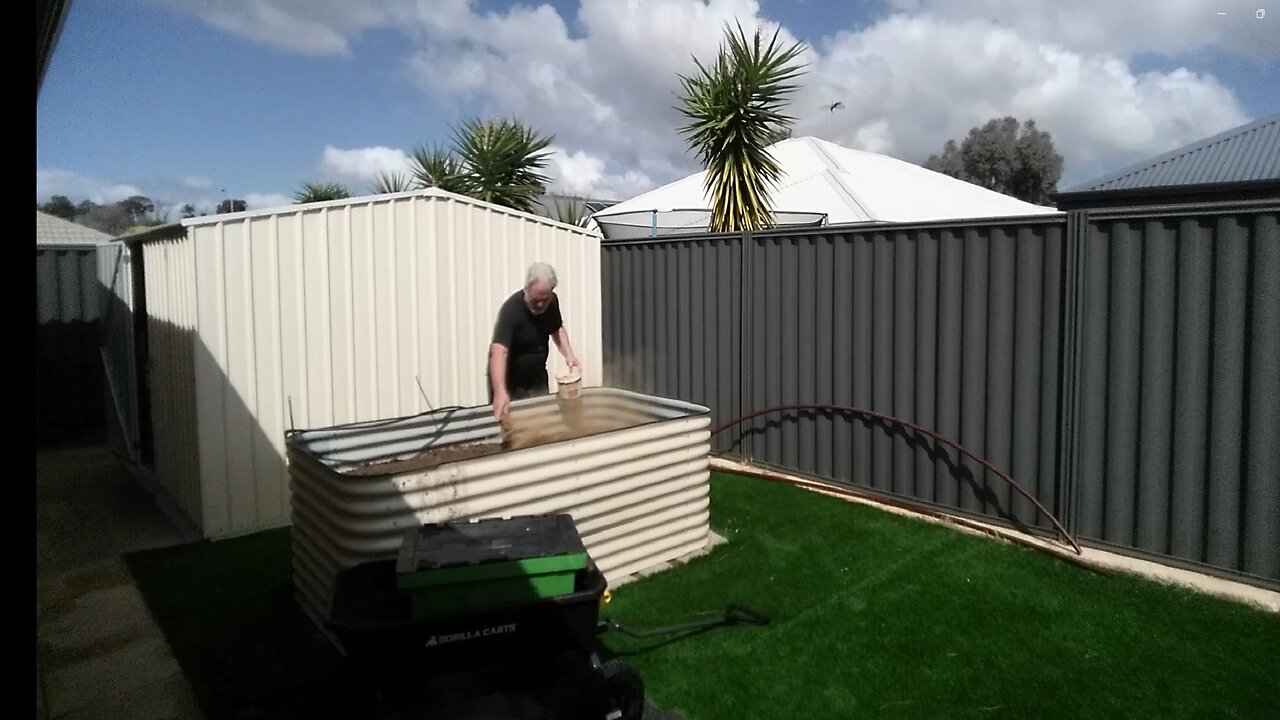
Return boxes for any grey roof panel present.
[35,211,113,246]
[1064,115,1280,193]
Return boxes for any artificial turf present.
[127,472,1280,720]
[601,473,1280,720]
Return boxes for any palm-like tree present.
[543,195,589,227]
[677,23,806,233]
[294,182,352,203]
[410,145,467,194]
[370,170,415,195]
[451,118,553,213]
[406,118,554,213]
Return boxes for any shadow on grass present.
[125,527,683,720]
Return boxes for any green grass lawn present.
[128,472,1280,720]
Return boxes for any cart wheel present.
[545,649,593,719]
[597,659,645,720]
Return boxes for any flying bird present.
[826,101,845,112]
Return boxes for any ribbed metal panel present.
[36,244,106,440]
[1073,205,1280,582]
[740,220,1067,528]
[142,236,203,530]
[602,235,742,453]
[600,206,1279,587]
[1065,116,1279,192]
[285,388,711,626]
[96,242,140,458]
[133,189,604,538]
[602,219,1066,527]
[36,246,100,323]
[36,243,106,440]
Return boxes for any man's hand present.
[492,389,511,422]
[565,353,581,374]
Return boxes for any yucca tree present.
[542,195,589,227]
[451,118,553,213]
[294,181,352,203]
[677,23,807,233]
[370,170,415,195]
[410,145,467,194]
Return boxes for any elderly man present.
[488,262,581,420]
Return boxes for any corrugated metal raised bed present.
[286,387,712,626]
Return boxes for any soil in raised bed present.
[345,409,639,476]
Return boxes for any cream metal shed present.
[112,189,604,538]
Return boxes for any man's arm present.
[551,326,580,371]
[489,343,510,419]
[547,297,579,372]
[490,302,516,420]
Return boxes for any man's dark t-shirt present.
[490,289,563,397]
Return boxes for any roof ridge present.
[1064,115,1280,193]
[805,139,876,219]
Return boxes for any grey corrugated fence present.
[37,244,105,441]
[601,200,1279,587]
[1059,201,1279,583]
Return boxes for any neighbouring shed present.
[109,189,605,539]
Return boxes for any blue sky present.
[37,0,1278,216]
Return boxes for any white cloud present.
[546,147,653,200]
[155,0,400,55]
[310,142,652,201]
[398,1,1249,189]
[244,192,294,210]
[37,169,144,205]
[317,145,415,186]
[143,1,1268,194]
[794,14,1248,183]
[888,0,1279,60]
[181,175,214,191]
[400,0,778,188]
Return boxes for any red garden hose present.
[711,404,1082,555]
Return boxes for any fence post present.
[739,229,754,460]
[1056,209,1089,537]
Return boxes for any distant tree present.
[180,203,197,219]
[118,195,156,224]
[293,182,352,204]
[216,199,247,214]
[924,117,1064,205]
[41,195,76,220]
[74,203,133,235]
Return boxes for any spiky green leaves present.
[293,182,352,203]
[677,24,806,233]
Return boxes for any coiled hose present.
[711,404,1082,556]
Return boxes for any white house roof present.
[36,211,112,246]
[594,136,1058,234]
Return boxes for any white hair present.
[525,262,558,289]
